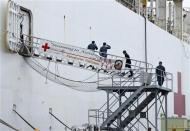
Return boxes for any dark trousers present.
[157,77,164,86]
[125,64,133,77]
[99,52,107,58]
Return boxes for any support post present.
[165,94,168,131]
[155,92,158,131]
[117,93,122,128]
[107,90,109,128]
[144,16,147,72]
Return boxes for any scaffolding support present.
[165,94,168,131]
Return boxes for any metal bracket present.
[49,108,52,114]
[13,104,16,111]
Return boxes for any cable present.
[80,72,97,82]
[25,57,99,92]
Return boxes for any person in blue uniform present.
[156,61,166,86]
[87,41,98,51]
[123,50,133,77]
[99,42,111,58]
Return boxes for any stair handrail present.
[88,89,148,127]
[119,92,156,129]
[96,69,143,119]
[100,86,145,127]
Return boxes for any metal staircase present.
[88,67,173,131]
[119,92,156,129]
[101,87,144,128]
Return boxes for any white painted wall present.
[0,0,190,131]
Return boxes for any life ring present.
[114,60,123,70]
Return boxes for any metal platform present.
[98,85,172,94]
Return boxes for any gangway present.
[6,0,153,91]
[12,104,40,131]
[11,33,153,92]
[9,30,153,77]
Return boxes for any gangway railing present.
[98,67,173,90]
[11,32,153,74]
[49,108,72,131]
[12,104,40,131]
[0,118,19,131]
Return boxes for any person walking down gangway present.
[99,42,111,58]
[122,50,133,77]
[156,61,166,86]
[87,41,98,51]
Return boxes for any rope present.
[80,72,97,82]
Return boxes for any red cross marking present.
[42,43,50,52]
[174,72,186,117]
